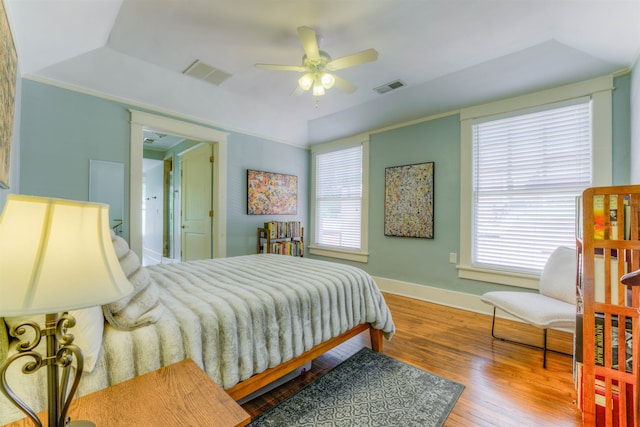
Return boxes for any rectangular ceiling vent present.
[183,59,232,86]
[373,80,406,94]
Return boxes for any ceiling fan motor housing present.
[302,50,332,71]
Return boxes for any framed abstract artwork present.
[0,0,17,189]
[247,169,298,215]
[384,162,434,238]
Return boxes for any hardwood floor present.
[241,292,583,426]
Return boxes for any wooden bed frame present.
[226,323,383,400]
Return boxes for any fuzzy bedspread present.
[0,254,395,424]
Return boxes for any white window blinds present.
[472,99,592,274]
[315,145,363,250]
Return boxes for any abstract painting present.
[247,169,297,215]
[0,0,17,189]
[384,162,434,238]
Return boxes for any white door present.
[181,144,212,261]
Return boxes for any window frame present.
[309,133,370,263]
[459,76,613,288]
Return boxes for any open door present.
[181,144,213,261]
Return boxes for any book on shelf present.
[594,378,635,427]
[259,221,304,256]
[592,194,631,240]
[576,365,635,426]
[577,289,635,420]
[593,256,628,304]
[264,222,274,239]
[266,240,303,257]
[263,221,302,239]
[594,312,633,373]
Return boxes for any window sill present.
[456,264,539,290]
[308,246,369,263]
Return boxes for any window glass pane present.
[472,100,591,273]
[315,145,362,249]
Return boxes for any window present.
[459,76,613,288]
[472,99,591,274]
[310,134,369,263]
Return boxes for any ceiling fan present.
[255,26,378,97]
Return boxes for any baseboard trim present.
[372,276,520,322]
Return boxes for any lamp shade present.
[0,195,133,316]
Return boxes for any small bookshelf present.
[257,221,304,257]
[577,185,640,427]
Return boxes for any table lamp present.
[0,195,134,427]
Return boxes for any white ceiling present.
[5,0,640,147]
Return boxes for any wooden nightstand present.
[4,359,250,427]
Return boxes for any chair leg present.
[490,307,569,368]
[543,328,548,369]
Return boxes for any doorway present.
[142,157,165,265]
[130,110,228,260]
[141,132,187,265]
[141,135,215,265]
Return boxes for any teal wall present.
[142,149,164,160]
[309,75,632,296]
[19,79,309,254]
[309,114,510,296]
[20,81,132,235]
[368,115,466,290]
[633,64,640,184]
[613,74,631,185]
[18,74,631,297]
[226,133,309,256]
[0,62,22,212]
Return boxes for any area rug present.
[248,347,464,427]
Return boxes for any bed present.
[0,233,395,425]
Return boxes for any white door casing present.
[130,110,228,259]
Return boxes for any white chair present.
[481,246,577,368]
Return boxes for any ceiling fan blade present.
[290,85,305,96]
[255,63,307,72]
[297,26,320,61]
[326,48,378,71]
[333,75,357,94]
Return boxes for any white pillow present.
[4,306,104,373]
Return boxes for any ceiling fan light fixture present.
[312,81,325,97]
[256,26,377,100]
[320,73,335,89]
[298,73,314,91]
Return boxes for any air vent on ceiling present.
[373,80,406,94]
[183,59,232,86]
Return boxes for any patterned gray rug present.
[248,347,464,427]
